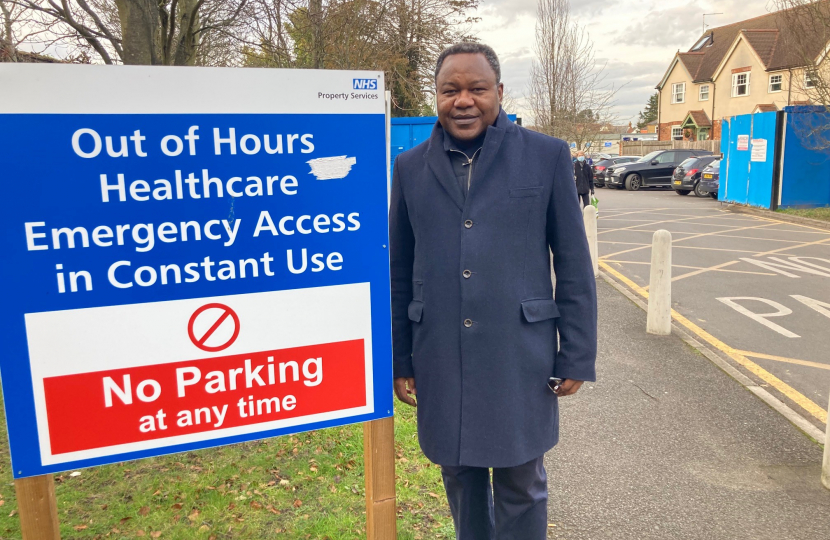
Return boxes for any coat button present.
[464,220,473,228]
[463,270,472,278]
[464,319,473,328]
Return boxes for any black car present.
[698,159,721,199]
[671,155,718,197]
[606,149,714,190]
[592,156,639,188]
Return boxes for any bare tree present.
[11,0,248,65]
[527,0,618,148]
[774,0,830,150]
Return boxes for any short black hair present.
[434,42,501,84]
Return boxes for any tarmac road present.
[591,186,830,431]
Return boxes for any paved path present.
[545,279,830,539]
[593,187,830,431]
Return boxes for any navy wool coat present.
[389,110,597,468]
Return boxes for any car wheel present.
[595,183,604,189]
[710,191,718,199]
[693,182,708,197]
[624,174,642,191]
[675,189,690,196]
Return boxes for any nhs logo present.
[353,79,378,90]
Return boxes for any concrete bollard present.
[583,205,598,277]
[823,392,830,490]
[647,229,672,335]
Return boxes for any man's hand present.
[394,377,417,406]
[554,379,584,397]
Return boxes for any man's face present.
[436,53,504,141]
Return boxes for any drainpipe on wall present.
[711,81,717,145]
[657,88,661,140]
[787,68,793,106]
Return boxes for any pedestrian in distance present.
[389,42,597,540]
[574,150,594,209]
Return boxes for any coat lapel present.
[468,109,514,196]
[425,124,465,211]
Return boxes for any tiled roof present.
[754,104,778,112]
[0,49,64,63]
[663,1,830,85]
[685,110,712,127]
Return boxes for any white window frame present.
[699,85,710,101]
[732,72,750,97]
[671,126,683,140]
[805,71,816,88]
[768,74,783,93]
[671,82,686,104]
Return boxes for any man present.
[574,150,594,208]
[389,43,597,540]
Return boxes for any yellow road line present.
[670,260,741,283]
[737,350,830,372]
[603,260,775,276]
[599,260,828,423]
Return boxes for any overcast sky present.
[474,0,776,124]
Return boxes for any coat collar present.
[425,109,515,211]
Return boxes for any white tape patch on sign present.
[25,283,374,465]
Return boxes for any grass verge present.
[776,207,830,223]
[0,398,453,539]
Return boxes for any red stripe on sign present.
[42,340,366,455]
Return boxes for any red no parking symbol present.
[187,303,240,352]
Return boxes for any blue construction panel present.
[781,107,830,208]
[389,115,518,178]
[721,112,776,208]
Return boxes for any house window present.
[699,85,710,101]
[698,128,710,141]
[769,74,782,93]
[672,83,686,104]
[732,72,750,97]
[671,126,683,140]
[805,71,816,88]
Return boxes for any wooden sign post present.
[14,475,60,540]
[364,417,397,539]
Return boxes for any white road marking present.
[716,297,800,338]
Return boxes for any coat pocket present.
[408,300,424,322]
[521,298,560,322]
[509,186,544,198]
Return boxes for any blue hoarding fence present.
[722,106,830,210]
[390,115,518,176]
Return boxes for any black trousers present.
[440,454,548,540]
[578,191,590,208]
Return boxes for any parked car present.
[593,156,639,188]
[671,155,719,197]
[698,159,721,199]
[606,149,714,190]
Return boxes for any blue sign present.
[0,65,392,477]
[570,142,576,148]
[604,142,612,147]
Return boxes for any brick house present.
[655,3,828,141]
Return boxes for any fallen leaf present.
[73,525,88,531]
[250,501,263,509]
[198,525,210,532]
[293,499,302,508]
[150,532,162,538]
[427,492,439,499]
[136,531,146,537]
[227,503,236,510]
[139,506,149,516]
[69,471,81,477]
[188,510,200,522]
[279,479,290,486]
[119,517,132,524]
[171,503,183,510]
